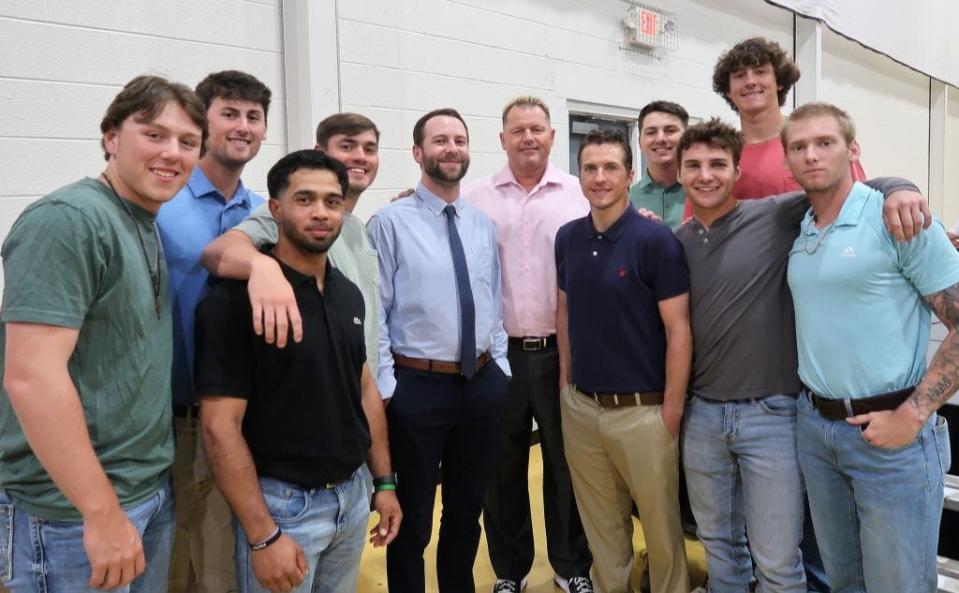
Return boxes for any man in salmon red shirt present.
[462,96,594,593]
[681,37,869,226]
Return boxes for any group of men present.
[0,35,955,593]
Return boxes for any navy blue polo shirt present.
[556,206,689,393]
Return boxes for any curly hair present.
[713,37,801,112]
[677,118,743,168]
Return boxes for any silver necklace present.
[800,220,836,255]
[101,174,162,318]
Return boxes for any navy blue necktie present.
[444,205,477,378]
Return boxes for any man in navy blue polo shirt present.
[555,129,692,593]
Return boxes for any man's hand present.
[390,188,415,202]
[369,490,402,547]
[882,189,932,242]
[847,401,924,449]
[249,257,302,348]
[83,506,145,590]
[251,534,308,593]
[661,403,683,439]
[636,207,663,223]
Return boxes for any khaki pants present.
[169,415,236,593]
[560,386,688,593]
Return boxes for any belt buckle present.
[522,337,543,351]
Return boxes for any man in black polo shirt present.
[195,150,401,593]
[555,129,692,593]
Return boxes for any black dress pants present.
[482,342,592,581]
[386,361,509,593]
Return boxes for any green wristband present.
[375,483,397,492]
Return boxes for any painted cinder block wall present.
[0,0,956,289]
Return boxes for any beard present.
[281,216,341,254]
[423,153,470,184]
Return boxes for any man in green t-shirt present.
[628,100,689,228]
[0,75,206,593]
[201,113,382,373]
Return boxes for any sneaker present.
[565,576,595,593]
[493,577,528,593]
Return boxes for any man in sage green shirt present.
[628,101,689,229]
[0,75,206,592]
[202,113,381,374]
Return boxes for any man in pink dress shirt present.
[462,97,593,593]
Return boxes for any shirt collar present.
[259,245,337,289]
[638,168,681,191]
[187,165,253,207]
[802,181,870,230]
[491,163,565,194]
[415,182,463,216]
[577,204,637,242]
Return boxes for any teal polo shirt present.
[787,182,959,399]
[628,169,686,229]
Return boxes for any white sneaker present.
[493,575,529,592]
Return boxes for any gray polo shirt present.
[675,178,913,401]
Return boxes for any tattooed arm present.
[847,281,959,447]
[914,282,959,418]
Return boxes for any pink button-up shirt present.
[462,163,589,337]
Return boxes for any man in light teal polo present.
[628,100,688,228]
[785,102,959,593]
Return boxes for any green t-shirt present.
[628,169,686,229]
[0,178,174,520]
[234,203,381,375]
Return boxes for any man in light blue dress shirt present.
[367,108,510,593]
[156,70,271,593]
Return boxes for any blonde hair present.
[501,96,551,125]
[781,102,857,147]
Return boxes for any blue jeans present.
[235,467,371,593]
[0,479,174,593]
[682,394,805,593]
[796,392,951,593]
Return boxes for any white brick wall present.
[339,0,794,221]
[944,89,959,228]
[0,0,286,289]
[821,27,931,197]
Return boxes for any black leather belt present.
[805,385,915,420]
[508,335,557,351]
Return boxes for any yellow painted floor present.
[357,444,707,592]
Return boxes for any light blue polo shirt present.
[157,166,265,407]
[787,182,959,399]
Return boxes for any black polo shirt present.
[194,254,370,488]
[555,206,689,393]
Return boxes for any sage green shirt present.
[0,178,174,520]
[234,204,381,378]
[628,169,686,229]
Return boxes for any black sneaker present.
[492,578,527,593]
[566,576,594,593]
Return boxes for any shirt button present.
[598,234,603,239]
[592,251,598,256]
[698,229,704,235]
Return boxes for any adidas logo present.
[353,317,362,325]
[840,246,856,258]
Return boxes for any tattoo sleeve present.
[915,281,959,419]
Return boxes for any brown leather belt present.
[576,387,665,408]
[393,351,491,375]
[806,385,915,420]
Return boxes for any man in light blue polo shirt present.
[785,102,959,593]
[156,70,271,593]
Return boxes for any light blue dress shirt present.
[157,166,264,406]
[367,183,510,398]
